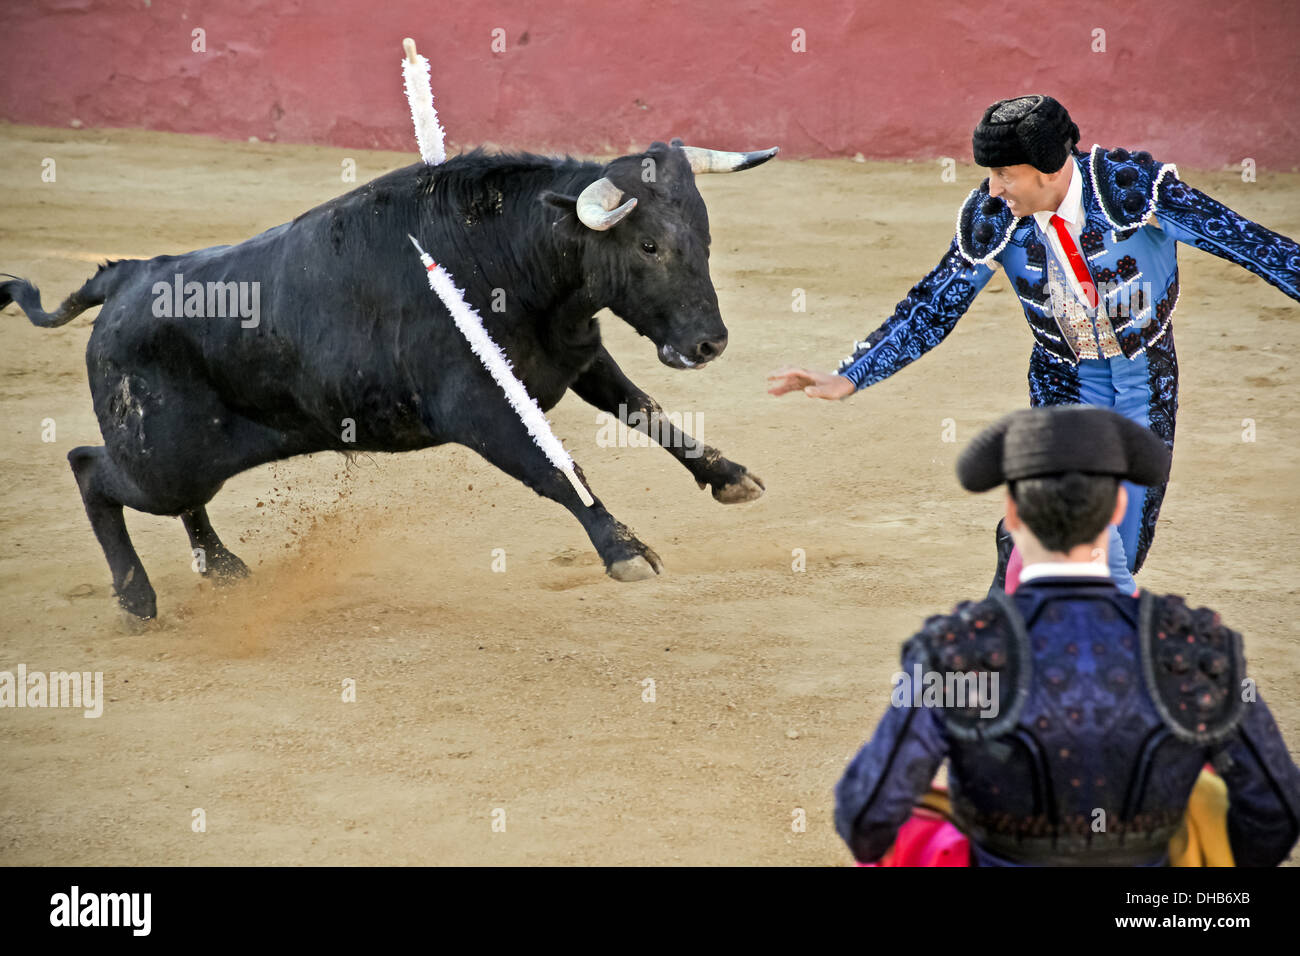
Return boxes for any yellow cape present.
[916,768,1232,866]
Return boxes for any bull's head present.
[543,138,777,369]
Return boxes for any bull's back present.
[85,199,443,461]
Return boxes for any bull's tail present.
[1,260,133,328]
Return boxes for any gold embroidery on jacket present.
[1046,251,1122,360]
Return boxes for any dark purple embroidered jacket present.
[834,578,1300,866]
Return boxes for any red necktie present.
[1049,214,1098,309]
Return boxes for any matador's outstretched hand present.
[766,366,855,400]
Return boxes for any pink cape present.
[859,810,969,867]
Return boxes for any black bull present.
[2,138,776,621]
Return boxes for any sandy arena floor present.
[0,124,1296,865]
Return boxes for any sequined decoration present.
[1045,249,1125,360]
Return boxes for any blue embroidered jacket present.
[836,146,1300,387]
[833,579,1300,867]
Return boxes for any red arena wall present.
[3,0,1298,169]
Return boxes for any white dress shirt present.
[1018,560,1113,582]
[1032,160,1091,306]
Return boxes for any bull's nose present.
[692,334,728,363]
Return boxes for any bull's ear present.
[540,190,577,213]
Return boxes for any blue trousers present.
[1027,335,1179,591]
[1075,355,1154,593]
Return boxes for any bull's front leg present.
[440,393,664,582]
[571,347,765,504]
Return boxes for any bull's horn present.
[681,145,779,174]
[575,177,637,231]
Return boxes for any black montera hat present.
[957,406,1170,493]
[972,95,1080,173]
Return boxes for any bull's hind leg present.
[68,446,157,620]
[180,507,250,585]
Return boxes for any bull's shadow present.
[2,137,776,622]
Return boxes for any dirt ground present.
[0,124,1296,866]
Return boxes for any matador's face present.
[987,161,1068,217]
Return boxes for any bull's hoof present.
[607,545,664,582]
[117,607,159,634]
[115,568,157,623]
[608,556,660,582]
[713,471,766,504]
[207,551,251,587]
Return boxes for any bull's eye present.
[640,239,657,255]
